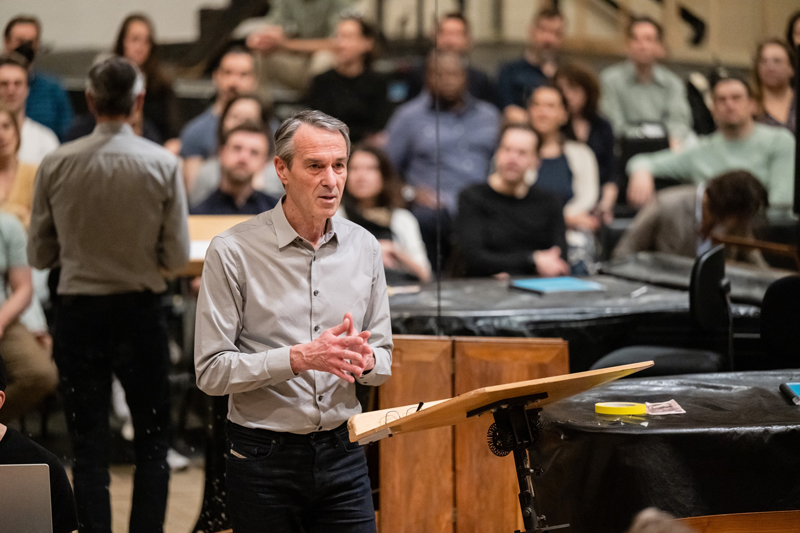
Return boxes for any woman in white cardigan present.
[528,85,600,230]
[339,145,431,282]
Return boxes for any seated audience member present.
[0,209,57,424]
[497,7,564,122]
[246,0,344,95]
[385,50,499,264]
[340,144,430,282]
[115,14,180,146]
[179,46,257,188]
[614,170,769,266]
[191,122,278,215]
[753,39,796,134]
[306,16,392,144]
[0,53,58,165]
[0,356,77,533]
[405,12,497,105]
[3,16,72,141]
[600,16,693,147]
[626,76,795,209]
[528,85,599,233]
[0,106,37,226]
[455,124,569,278]
[190,93,282,206]
[555,63,617,221]
[787,10,800,48]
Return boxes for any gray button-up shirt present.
[194,199,392,434]
[27,122,190,294]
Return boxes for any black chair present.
[590,245,732,377]
[760,275,800,369]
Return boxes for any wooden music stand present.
[349,361,653,533]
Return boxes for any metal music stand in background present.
[348,361,653,533]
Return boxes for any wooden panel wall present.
[379,336,454,533]
[452,338,570,533]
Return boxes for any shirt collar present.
[423,91,476,115]
[271,196,339,250]
[623,61,670,87]
[92,121,135,136]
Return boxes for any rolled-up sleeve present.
[195,237,297,395]
[356,238,392,387]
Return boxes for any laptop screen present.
[0,463,53,533]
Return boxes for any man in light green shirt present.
[600,16,692,145]
[627,76,795,210]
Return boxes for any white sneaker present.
[121,420,134,441]
[167,448,191,471]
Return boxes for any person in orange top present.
[0,106,37,227]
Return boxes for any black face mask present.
[14,41,36,64]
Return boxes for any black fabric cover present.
[528,371,800,533]
[389,277,760,371]
[590,346,724,377]
[599,252,790,305]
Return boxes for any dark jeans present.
[54,292,171,533]
[226,422,376,533]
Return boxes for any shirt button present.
[314,325,320,332]
[313,290,319,297]
[318,395,323,401]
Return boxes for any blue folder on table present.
[510,277,605,294]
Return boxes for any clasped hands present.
[289,312,374,383]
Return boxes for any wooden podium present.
[349,361,653,533]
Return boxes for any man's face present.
[712,80,755,130]
[528,16,564,58]
[219,130,269,185]
[437,18,470,53]
[213,52,257,106]
[627,22,664,67]
[276,125,348,222]
[495,129,539,184]
[426,55,467,103]
[3,22,38,55]
[0,64,28,114]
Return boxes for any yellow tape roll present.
[595,402,647,415]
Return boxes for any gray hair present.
[274,110,351,168]
[85,56,145,117]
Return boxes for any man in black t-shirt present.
[0,355,78,533]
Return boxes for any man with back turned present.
[27,56,190,532]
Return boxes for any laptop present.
[0,464,53,533]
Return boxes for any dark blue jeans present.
[54,292,171,533]
[226,422,376,533]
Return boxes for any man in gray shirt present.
[28,57,189,533]
[195,110,392,532]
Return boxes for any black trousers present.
[54,292,171,533]
[226,422,376,533]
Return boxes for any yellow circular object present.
[595,402,647,415]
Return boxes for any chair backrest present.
[761,275,800,368]
[678,510,800,532]
[689,244,730,331]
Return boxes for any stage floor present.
[67,465,204,533]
